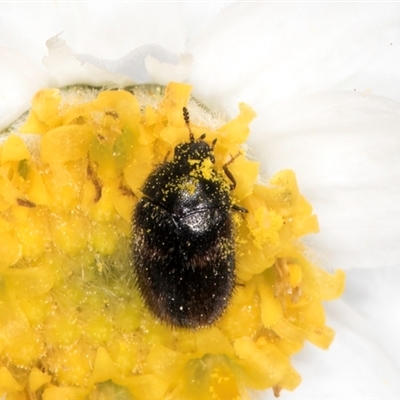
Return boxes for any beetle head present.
[174,137,215,164]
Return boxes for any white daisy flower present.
[1,2,400,399]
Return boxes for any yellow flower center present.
[0,82,344,399]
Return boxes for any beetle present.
[132,107,245,328]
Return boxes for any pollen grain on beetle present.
[0,82,345,400]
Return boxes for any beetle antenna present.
[183,107,194,143]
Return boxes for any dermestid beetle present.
[132,107,246,328]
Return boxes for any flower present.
[1,2,400,398]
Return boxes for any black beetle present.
[132,107,245,328]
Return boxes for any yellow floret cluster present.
[0,82,344,399]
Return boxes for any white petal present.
[251,92,400,270]
[0,47,50,130]
[342,265,400,368]
[145,52,193,85]
[43,36,134,87]
[0,2,187,63]
[76,43,193,84]
[179,1,235,43]
[275,300,400,399]
[1,2,218,126]
[187,3,400,112]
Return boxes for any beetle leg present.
[232,204,248,213]
[223,152,242,190]
[164,150,171,162]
